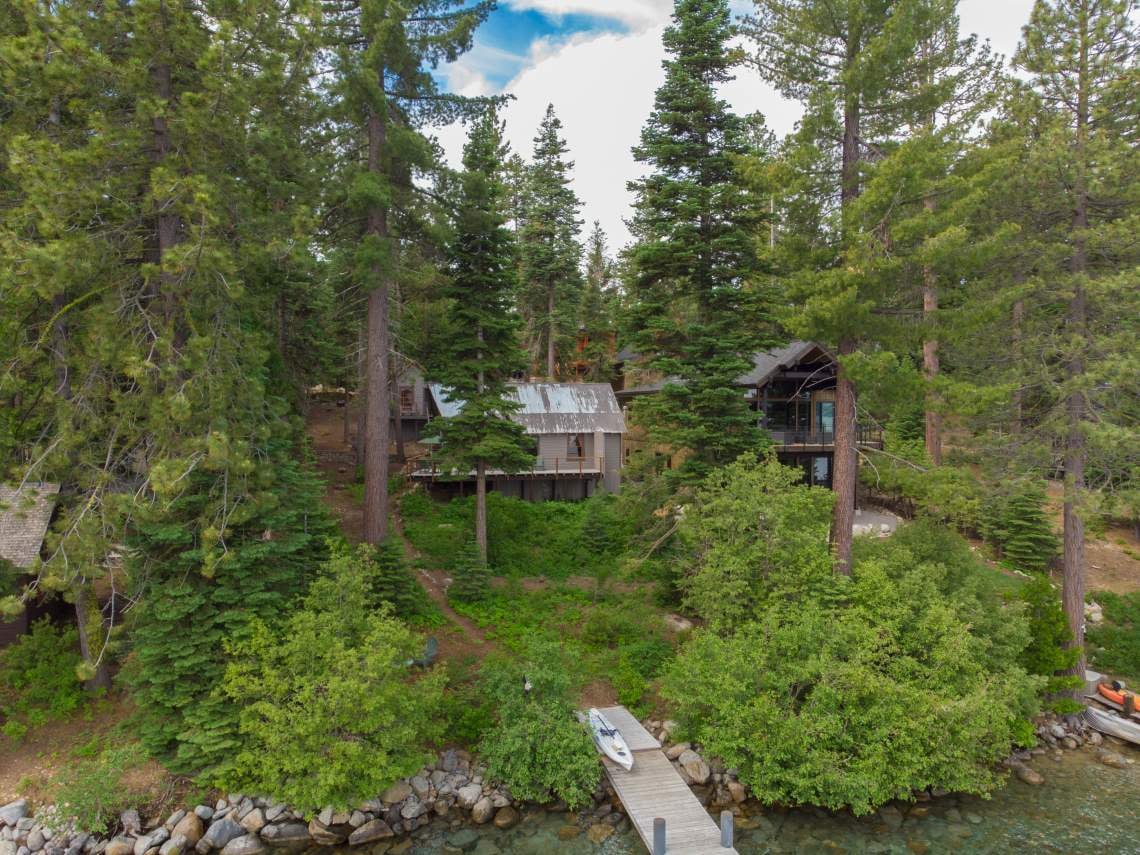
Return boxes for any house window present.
[399,388,415,415]
[568,434,585,458]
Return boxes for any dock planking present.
[591,706,738,855]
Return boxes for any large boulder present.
[105,840,134,855]
[491,808,518,831]
[470,798,494,825]
[380,783,412,805]
[172,816,203,849]
[196,819,244,854]
[218,836,265,855]
[677,750,711,785]
[304,822,342,848]
[237,813,264,837]
[346,821,393,847]
[455,784,482,810]
[158,835,187,855]
[0,803,26,829]
[120,813,142,838]
[257,824,310,851]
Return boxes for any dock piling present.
[653,817,666,855]
[720,811,733,848]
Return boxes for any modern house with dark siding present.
[412,382,626,500]
[615,341,882,489]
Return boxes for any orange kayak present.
[1097,683,1137,707]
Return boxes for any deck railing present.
[411,456,605,479]
[766,427,884,448]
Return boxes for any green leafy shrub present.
[401,491,627,579]
[1087,591,1140,682]
[982,482,1059,572]
[675,453,835,631]
[664,532,1041,815]
[449,539,491,604]
[580,610,642,647]
[1017,577,1082,706]
[859,451,983,532]
[54,744,149,834]
[216,545,445,813]
[477,643,600,808]
[0,618,86,739]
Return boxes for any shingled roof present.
[0,483,60,569]
[429,382,627,435]
[618,341,832,396]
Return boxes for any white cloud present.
[436,0,1039,252]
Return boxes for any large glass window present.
[815,401,835,437]
[811,455,832,488]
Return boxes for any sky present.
[432,0,1039,252]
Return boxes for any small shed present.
[0,483,60,646]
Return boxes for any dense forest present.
[0,0,1138,846]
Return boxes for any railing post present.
[720,810,733,848]
[555,457,559,475]
[652,817,666,855]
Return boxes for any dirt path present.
[1045,481,1140,594]
[306,402,493,660]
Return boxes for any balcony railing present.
[411,456,606,479]
[766,428,884,448]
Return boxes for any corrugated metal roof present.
[616,341,830,397]
[0,483,60,569]
[428,383,626,435]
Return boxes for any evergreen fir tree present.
[518,104,584,378]
[449,539,490,605]
[627,0,775,483]
[433,110,535,559]
[999,486,1061,574]
[576,221,618,381]
[371,539,430,618]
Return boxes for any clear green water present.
[394,748,1140,854]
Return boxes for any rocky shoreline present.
[1,715,1133,855]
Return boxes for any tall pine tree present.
[433,110,534,561]
[1010,0,1138,682]
[627,0,774,484]
[518,104,584,378]
[321,0,494,544]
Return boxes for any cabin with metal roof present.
[615,342,882,489]
[414,382,626,500]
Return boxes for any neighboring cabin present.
[615,341,882,489]
[413,382,626,500]
[0,482,60,647]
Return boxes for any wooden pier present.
[591,706,739,855]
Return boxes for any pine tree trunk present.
[830,90,861,577]
[1062,14,1091,686]
[831,339,857,576]
[363,105,390,545]
[476,461,488,562]
[355,323,367,465]
[546,287,556,378]
[74,583,111,692]
[1011,298,1024,435]
[922,198,942,465]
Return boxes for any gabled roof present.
[618,341,834,396]
[429,382,627,435]
[736,341,831,386]
[0,483,60,569]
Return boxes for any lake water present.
[393,747,1140,854]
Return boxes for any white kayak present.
[587,707,634,771]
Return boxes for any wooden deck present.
[592,706,738,855]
